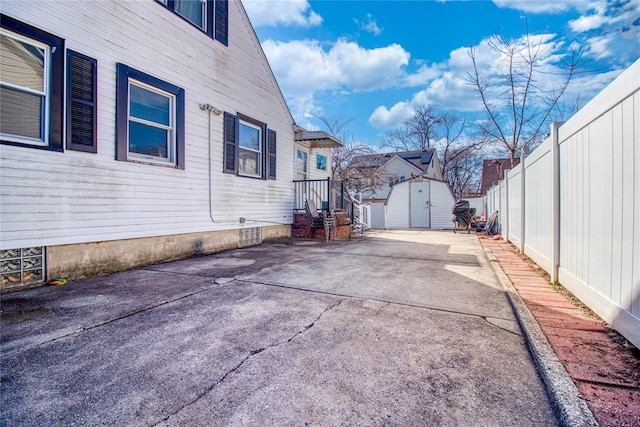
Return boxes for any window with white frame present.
[155,0,228,45]
[175,0,206,30]
[116,64,185,169]
[238,120,262,177]
[128,81,175,162]
[296,149,308,180]
[223,112,276,179]
[0,16,64,151]
[316,154,327,170]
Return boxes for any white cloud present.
[403,64,442,87]
[368,102,414,129]
[368,30,589,129]
[567,0,640,64]
[243,0,322,27]
[491,0,575,14]
[568,0,635,33]
[569,14,610,33]
[354,13,383,36]
[262,38,411,129]
[262,38,410,95]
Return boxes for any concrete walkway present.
[2,230,561,426]
[480,237,640,427]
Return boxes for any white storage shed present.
[385,178,456,229]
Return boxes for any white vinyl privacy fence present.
[485,59,640,349]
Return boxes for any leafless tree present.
[408,104,442,150]
[315,116,395,192]
[433,112,484,198]
[442,149,483,198]
[382,103,442,151]
[467,21,586,166]
[382,104,484,198]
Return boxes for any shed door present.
[410,181,430,228]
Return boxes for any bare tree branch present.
[467,21,586,164]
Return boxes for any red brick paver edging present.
[480,237,640,427]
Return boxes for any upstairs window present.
[116,64,185,169]
[157,0,226,42]
[175,0,206,29]
[0,15,64,151]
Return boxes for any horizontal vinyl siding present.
[307,147,332,180]
[0,0,295,249]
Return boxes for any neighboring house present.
[0,0,309,287]
[384,177,455,229]
[356,149,443,201]
[480,158,520,195]
[352,149,443,228]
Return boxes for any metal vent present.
[239,227,262,248]
[1,247,46,286]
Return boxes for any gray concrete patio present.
[1,230,558,426]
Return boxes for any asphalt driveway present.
[1,230,558,426]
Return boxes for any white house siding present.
[427,155,443,180]
[366,156,422,200]
[384,178,454,229]
[306,146,333,181]
[1,1,296,279]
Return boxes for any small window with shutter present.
[66,50,97,152]
[223,112,275,180]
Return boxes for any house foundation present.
[1,225,290,292]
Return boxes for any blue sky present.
[243,0,640,149]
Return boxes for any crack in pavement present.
[305,249,484,267]
[242,278,520,333]
[153,299,344,426]
[3,281,230,357]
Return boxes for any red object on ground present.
[480,238,640,427]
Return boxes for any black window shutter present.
[66,50,97,152]
[215,0,228,46]
[223,112,237,173]
[115,63,128,162]
[267,129,276,180]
